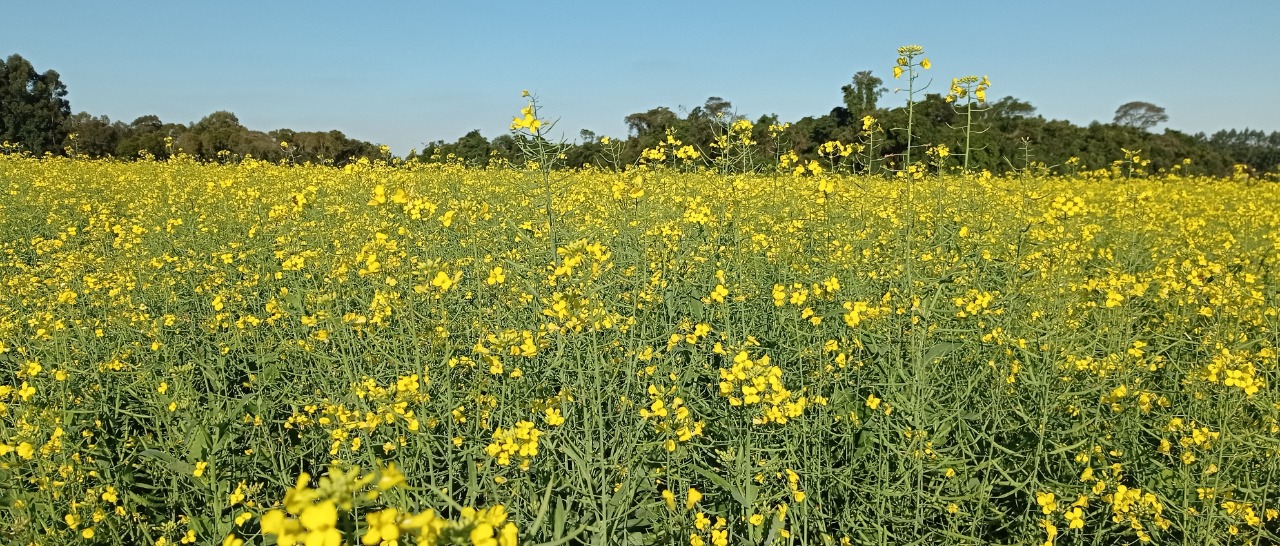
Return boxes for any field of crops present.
[1,153,1278,545]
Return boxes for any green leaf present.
[553,498,567,540]
[187,428,210,461]
[691,464,754,507]
[922,341,962,364]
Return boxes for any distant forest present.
[3,53,1278,177]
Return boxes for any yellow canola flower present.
[1041,519,1057,545]
[300,500,341,546]
[1064,507,1085,529]
[485,420,543,466]
[361,508,400,545]
[284,473,317,514]
[368,185,387,206]
[486,266,506,285]
[544,407,565,426]
[1036,491,1057,514]
[710,284,729,303]
[377,463,406,491]
[662,489,676,510]
[686,487,703,510]
[510,102,543,134]
[432,271,457,291]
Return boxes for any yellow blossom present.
[686,487,703,510]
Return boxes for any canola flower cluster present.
[717,351,808,425]
[483,420,542,468]
[639,383,706,452]
[1,148,1279,546]
[258,464,517,546]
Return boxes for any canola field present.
[1,154,1278,545]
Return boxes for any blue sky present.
[5,1,1278,154]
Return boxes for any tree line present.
[1,54,384,165]
[419,85,1279,178]
[62,110,385,165]
[3,53,1278,176]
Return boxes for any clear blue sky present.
[4,1,1278,154]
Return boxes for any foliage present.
[55,109,385,166]
[0,54,384,165]
[0,53,70,155]
[1,151,1279,545]
[4,50,1280,176]
[1114,101,1170,131]
[841,71,886,120]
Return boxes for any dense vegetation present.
[2,53,1279,175]
[3,46,1280,546]
[2,153,1279,545]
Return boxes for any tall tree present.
[1113,101,1168,131]
[841,70,886,117]
[695,96,733,119]
[685,96,737,152]
[986,96,1037,120]
[623,107,679,138]
[0,53,71,154]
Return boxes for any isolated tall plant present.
[510,90,570,265]
[945,75,991,172]
[891,45,931,172]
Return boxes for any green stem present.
[963,99,973,172]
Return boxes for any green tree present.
[986,96,1037,121]
[841,70,886,118]
[451,129,493,165]
[115,115,174,159]
[684,96,738,156]
[274,129,379,166]
[1113,101,1168,131]
[183,110,248,159]
[64,112,122,157]
[1204,129,1278,173]
[419,130,494,166]
[624,106,679,139]
[0,53,71,154]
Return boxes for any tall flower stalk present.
[945,75,991,172]
[891,45,930,171]
[510,90,568,265]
